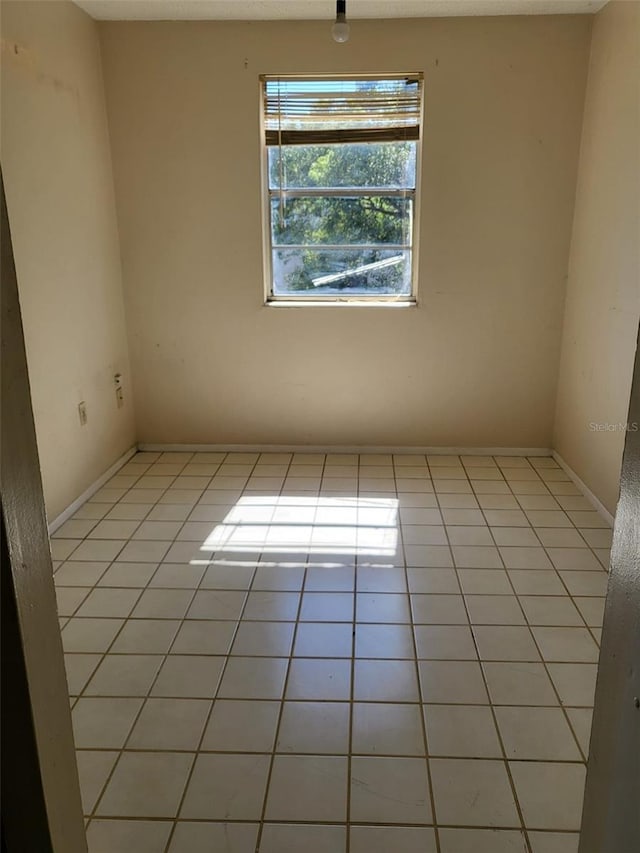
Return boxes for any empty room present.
[1,0,639,852]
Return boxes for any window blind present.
[263,76,423,146]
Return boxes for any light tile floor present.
[51,451,611,853]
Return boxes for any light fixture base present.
[332,1,350,43]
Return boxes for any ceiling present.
[74,0,608,21]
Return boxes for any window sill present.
[264,299,418,308]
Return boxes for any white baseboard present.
[49,443,613,530]
[552,450,615,527]
[48,446,138,534]
[138,443,553,456]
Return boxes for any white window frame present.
[259,73,424,307]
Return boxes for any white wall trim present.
[47,446,138,534]
[552,450,615,527]
[138,443,553,456]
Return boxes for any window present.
[261,74,423,304]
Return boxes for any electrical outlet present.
[78,401,87,425]
[114,373,124,408]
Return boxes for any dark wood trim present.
[1,173,87,852]
[579,322,640,852]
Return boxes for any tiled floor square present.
[566,707,593,756]
[266,755,348,821]
[75,588,141,618]
[187,590,247,620]
[200,565,256,589]
[452,546,502,568]
[56,586,91,616]
[438,828,527,853]
[483,662,559,706]
[519,596,584,626]
[72,697,143,748]
[495,706,581,760]
[349,756,432,823]
[151,655,225,698]
[473,626,539,661]
[350,825,437,853]
[294,622,353,657]
[253,564,307,591]
[86,819,173,853]
[231,621,295,656]
[98,562,159,587]
[411,594,468,624]
[508,571,566,595]
[201,699,280,752]
[76,750,118,813]
[167,822,259,853]
[150,563,207,588]
[509,761,586,830]
[127,698,211,750]
[132,588,193,619]
[355,623,414,658]
[535,528,585,548]
[573,596,605,627]
[97,751,194,817]
[67,540,126,562]
[84,654,163,696]
[299,591,353,621]
[260,824,346,853]
[547,663,598,706]
[407,567,459,594]
[457,570,512,595]
[287,658,351,700]
[353,659,419,701]
[547,548,602,571]
[357,592,411,623]
[527,831,580,853]
[413,625,477,660]
[276,701,350,754]
[491,527,539,547]
[424,704,501,757]
[447,525,494,546]
[180,753,270,819]
[241,591,300,621]
[499,547,553,570]
[465,595,525,625]
[55,561,109,586]
[356,566,407,591]
[352,702,425,755]
[531,627,599,662]
[65,653,102,694]
[429,758,519,826]
[170,619,236,654]
[218,657,288,699]
[116,540,171,563]
[404,544,453,567]
[418,660,488,704]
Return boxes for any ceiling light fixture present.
[332,0,350,43]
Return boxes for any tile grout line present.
[481,462,590,843]
[396,453,442,853]
[248,451,312,853]
[83,450,230,834]
[344,453,359,853]
[158,452,265,853]
[458,457,533,853]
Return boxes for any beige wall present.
[1,0,135,520]
[100,15,591,448]
[553,0,640,515]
